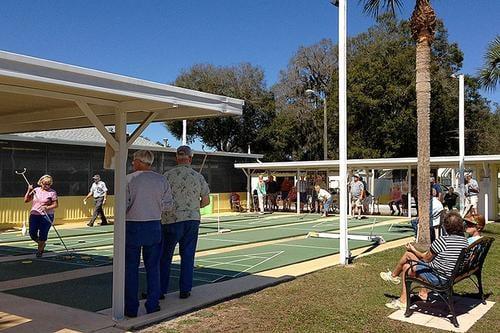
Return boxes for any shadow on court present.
[4,263,249,312]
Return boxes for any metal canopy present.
[0,50,244,321]
[235,155,500,172]
[0,50,243,134]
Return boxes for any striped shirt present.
[429,235,468,279]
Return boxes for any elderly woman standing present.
[24,174,58,258]
[125,150,173,317]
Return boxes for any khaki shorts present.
[352,198,363,207]
[466,196,478,209]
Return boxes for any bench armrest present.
[406,260,448,285]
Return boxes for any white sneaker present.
[380,270,401,284]
[385,298,406,310]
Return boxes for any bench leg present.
[404,279,413,318]
[475,270,486,304]
[446,288,460,328]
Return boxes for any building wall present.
[0,192,248,227]
[0,140,250,197]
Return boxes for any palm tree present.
[361,0,436,246]
[478,35,500,91]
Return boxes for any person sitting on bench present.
[230,192,242,212]
[380,211,468,310]
[464,213,485,245]
[388,185,402,216]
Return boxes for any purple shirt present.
[31,187,58,215]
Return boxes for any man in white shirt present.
[411,188,444,241]
[83,174,108,227]
[465,173,480,214]
[314,185,333,217]
[350,174,365,220]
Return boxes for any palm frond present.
[359,0,404,19]
[478,35,500,91]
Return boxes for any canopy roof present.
[235,155,500,172]
[0,50,244,134]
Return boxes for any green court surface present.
[0,214,381,258]
[0,214,413,313]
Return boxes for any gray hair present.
[133,150,154,165]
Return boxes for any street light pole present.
[182,119,187,145]
[323,98,328,160]
[458,74,465,211]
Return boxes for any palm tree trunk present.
[411,0,436,247]
[415,39,431,246]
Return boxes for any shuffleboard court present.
[4,221,414,312]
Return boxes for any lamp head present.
[330,0,339,7]
[305,89,317,96]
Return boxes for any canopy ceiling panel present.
[0,51,244,134]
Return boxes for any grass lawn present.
[138,223,500,333]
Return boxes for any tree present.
[478,35,500,91]
[165,63,275,154]
[271,39,338,160]
[361,0,436,246]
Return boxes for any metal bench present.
[403,236,495,327]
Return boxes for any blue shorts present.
[29,214,53,242]
[415,262,447,285]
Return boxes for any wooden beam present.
[76,100,119,151]
[127,112,158,148]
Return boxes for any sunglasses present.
[463,220,476,227]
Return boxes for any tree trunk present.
[415,38,431,246]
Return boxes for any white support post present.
[182,120,187,145]
[111,109,127,321]
[458,74,465,211]
[370,169,375,214]
[484,193,489,222]
[297,170,300,215]
[248,169,252,212]
[338,0,349,265]
[408,166,412,218]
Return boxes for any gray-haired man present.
[160,145,210,299]
[125,150,173,317]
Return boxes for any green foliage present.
[165,63,276,153]
[166,16,499,160]
[270,15,499,160]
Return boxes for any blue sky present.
[1,0,498,149]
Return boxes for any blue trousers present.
[29,214,53,242]
[125,220,162,316]
[323,197,333,214]
[160,220,200,295]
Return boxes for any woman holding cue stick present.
[24,174,58,257]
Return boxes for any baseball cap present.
[176,145,193,157]
[353,173,360,178]
[92,174,101,180]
